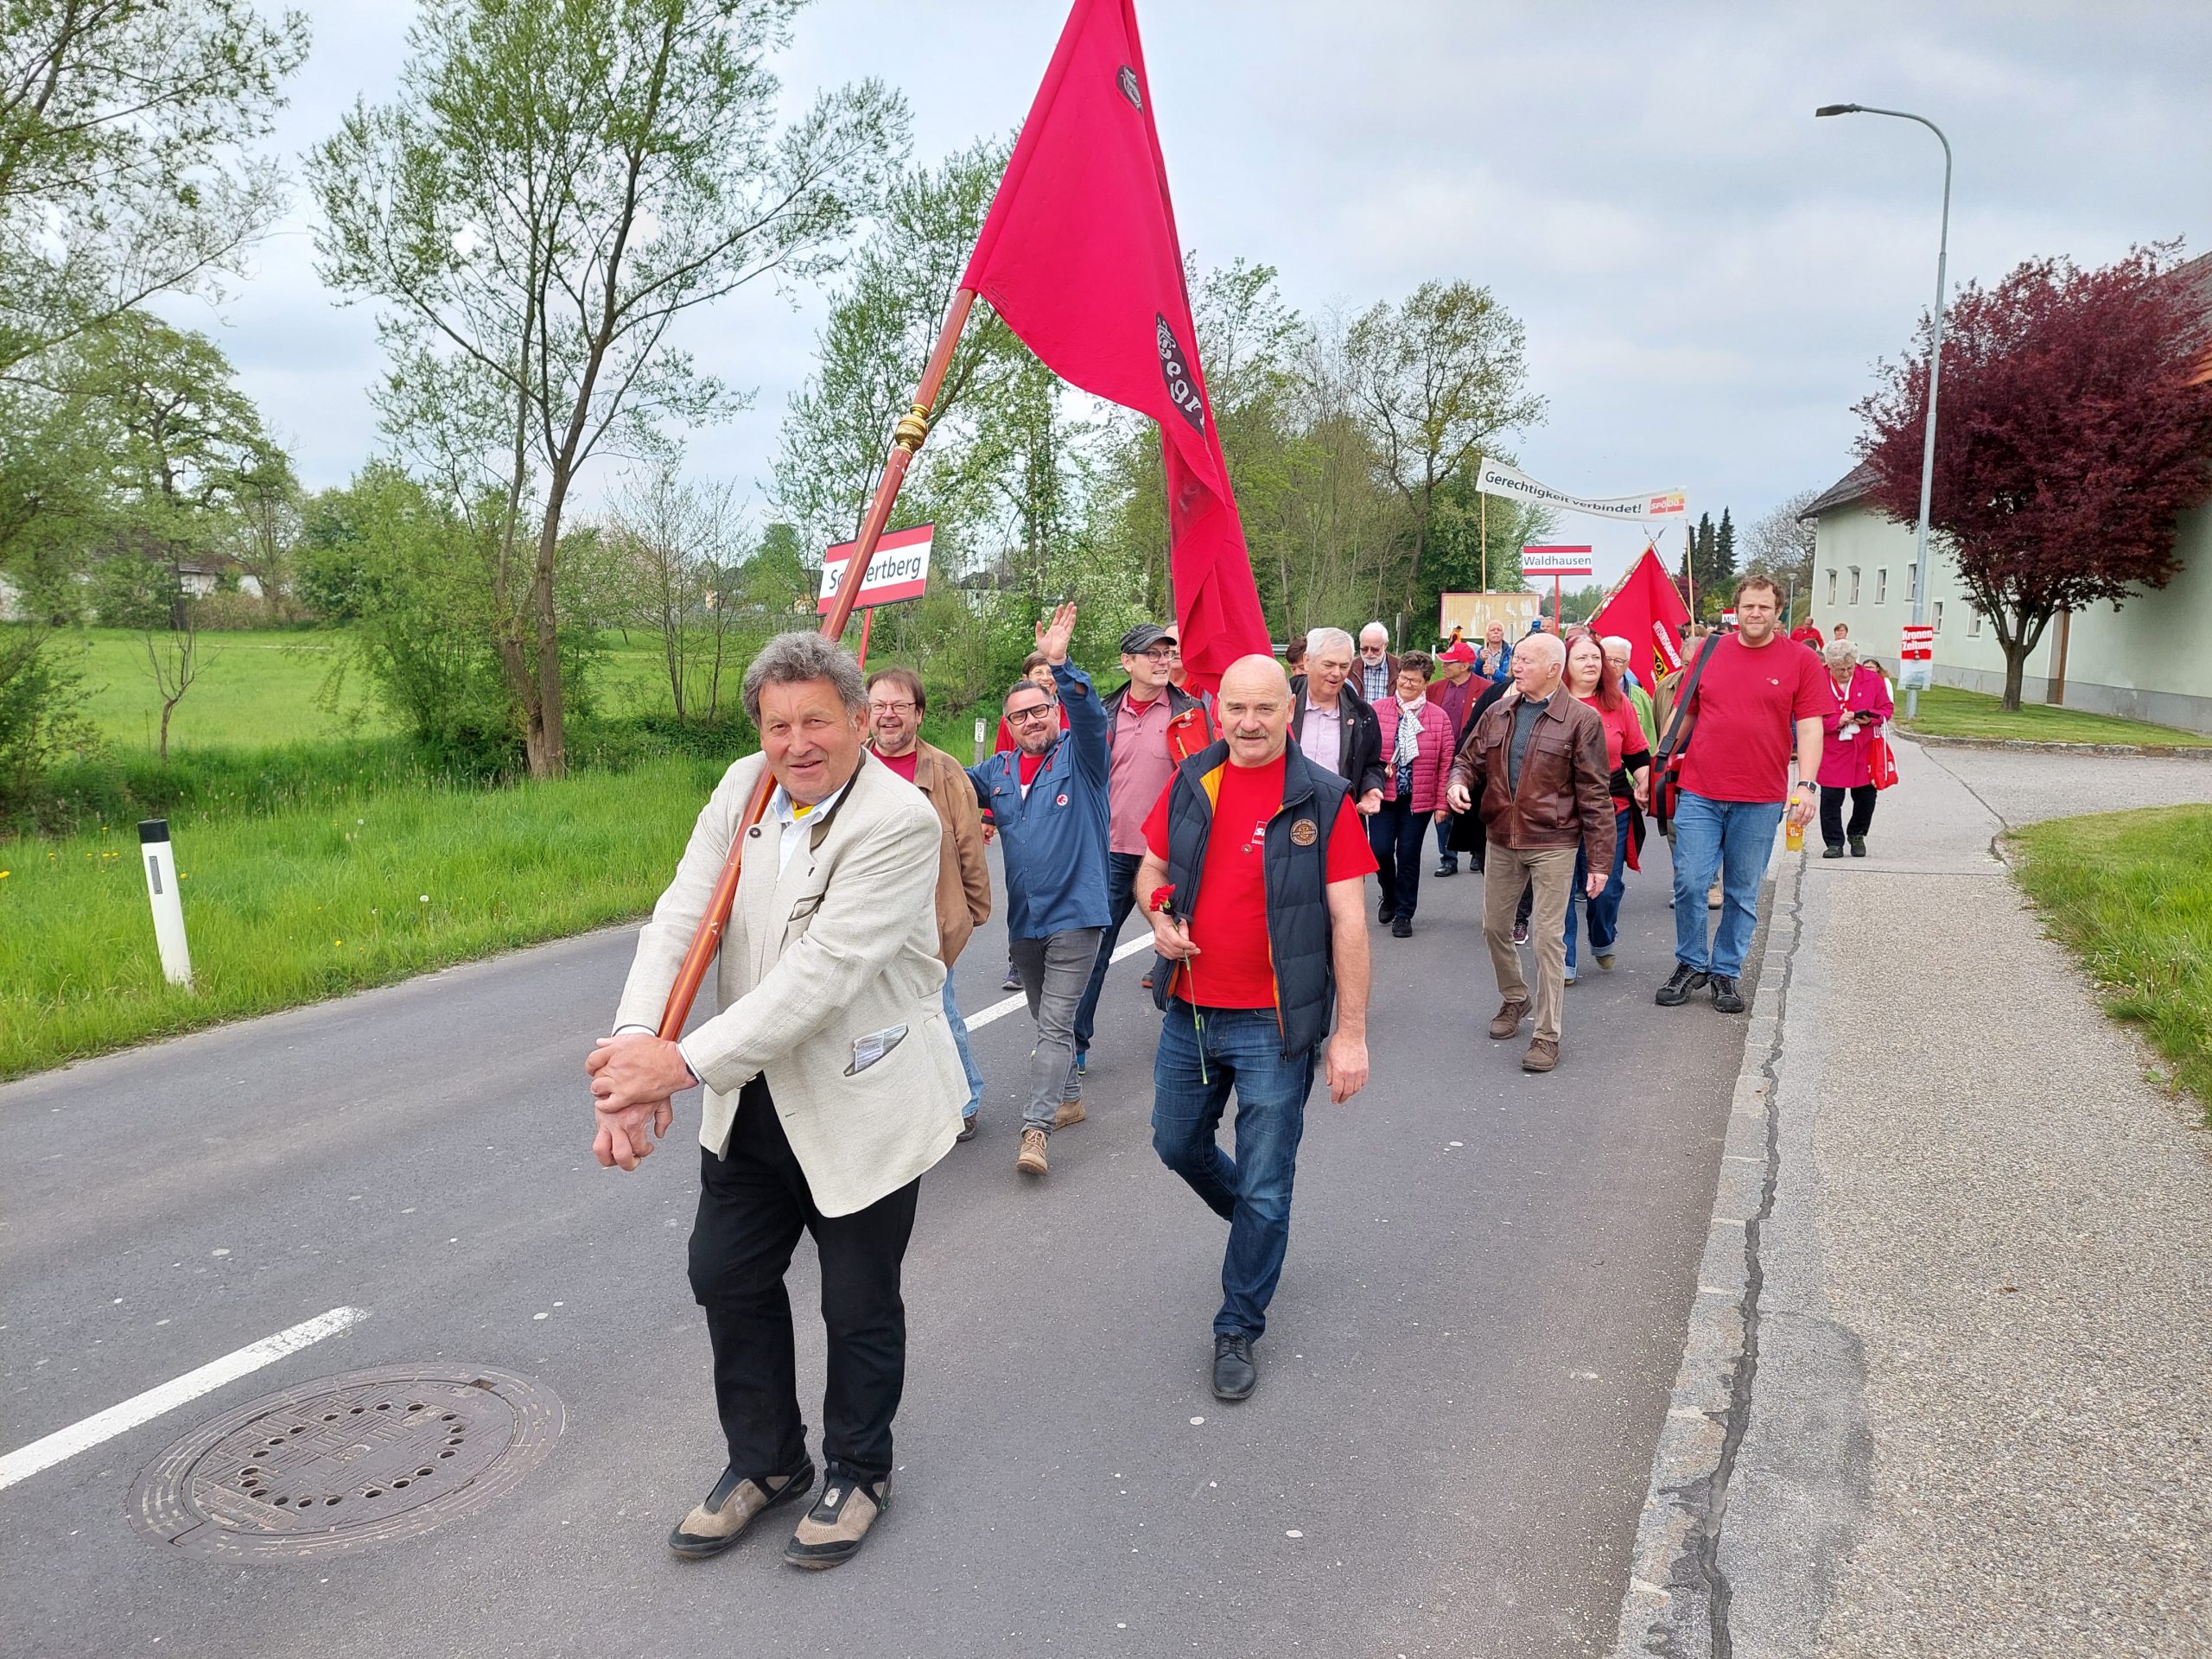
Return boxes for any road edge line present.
[1607,854,1806,1659]
[0,1306,370,1491]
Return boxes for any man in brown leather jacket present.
[1445,632,1613,1073]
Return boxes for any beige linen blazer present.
[613,749,964,1217]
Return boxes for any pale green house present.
[1800,252,2212,734]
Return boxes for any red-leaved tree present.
[1855,245,2212,708]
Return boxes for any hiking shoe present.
[1212,1333,1257,1402]
[1016,1128,1048,1176]
[1511,920,1529,945]
[1595,953,1616,971]
[1052,1099,1085,1129]
[1656,963,1710,1006]
[1522,1037,1559,1073]
[669,1458,814,1560]
[1488,998,1530,1039]
[1710,974,1745,1014]
[1822,845,1845,859]
[1849,836,1867,858]
[783,1471,888,1570]
[956,1113,978,1144]
[1390,915,1412,938]
[1001,965,1021,991]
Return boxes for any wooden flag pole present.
[652,288,979,1041]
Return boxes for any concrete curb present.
[1608,854,1806,1659]
[1898,729,2212,758]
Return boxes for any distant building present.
[1800,252,2212,735]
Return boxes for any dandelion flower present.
[419,894,429,903]
[0,871,10,879]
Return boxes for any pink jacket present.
[1380,695,1456,812]
[1816,664,1895,789]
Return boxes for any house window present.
[1825,570,1837,606]
[1848,567,1860,604]
[1907,564,1918,602]
[1935,601,1945,633]
[1876,569,1888,603]
[1967,606,1980,637]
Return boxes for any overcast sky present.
[180,0,2210,590]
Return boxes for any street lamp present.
[1816,102,1951,716]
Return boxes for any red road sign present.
[819,524,933,614]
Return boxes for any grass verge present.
[1899,685,2212,748]
[2012,804,2212,1124]
[0,755,722,1080]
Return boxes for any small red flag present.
[963,0,1270,694]
[1590,546,1693,684]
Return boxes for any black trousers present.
[1370,794,1430,921]
[688,1079,919,1484]
[1819,784,1878,849]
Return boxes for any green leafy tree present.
[0,0,308,377]
[309,0,908,778]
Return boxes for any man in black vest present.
[1135,654,1376,1402]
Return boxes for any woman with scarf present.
[1560,630,1650,982]
[1370,650,1456,938]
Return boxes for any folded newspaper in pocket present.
[844,1024,909,1077]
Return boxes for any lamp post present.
[1816,102,1950,716]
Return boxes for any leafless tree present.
[607,463,747,726]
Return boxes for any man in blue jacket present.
[968,603,1110,1179]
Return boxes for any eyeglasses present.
[1007,704,1057,725]
[1130,646,1174,662]
[868,701,916,716]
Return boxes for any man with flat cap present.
[1070,619,1217,1088]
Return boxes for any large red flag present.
[962,0,1270,693]
[1590,546,1694,685]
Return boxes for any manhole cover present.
[131,1365,562,1559]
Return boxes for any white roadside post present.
[973,716,987,766]
[138,819,193,988]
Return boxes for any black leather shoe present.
[1390,915,1412,938]
[1655,963,1709,1006]
[1377,898,1392,923]
[1212,1332,1257,1401]
[1435,859,1457,877]
[1710,974,1745,1014]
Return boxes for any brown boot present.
[1052,1099,1086,1129]
[1016,1128,1049,1176]
[1522,1037,1559,1073]
[1488,998,1531,1039]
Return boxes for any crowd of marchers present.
[578,571,1898,1571]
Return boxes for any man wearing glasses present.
[966,604,1110,1179]
[1357,622,1400,707]
[1071,623,1217,1086]
[866,668,992,1141]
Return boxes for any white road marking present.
[0,1306,368,1492]
[963,935,1152,1032]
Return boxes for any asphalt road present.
[2,836,1749,1659]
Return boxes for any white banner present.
[1474,458,1687,524]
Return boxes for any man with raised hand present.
[1446,632,1614,1074]
[590,632,962,1572]
[967,602,1110,1179]
[1656,575,1826,1014]
[1139,654,1376,1403]
[1071,621,1217,1084]
[867,666,992,1142]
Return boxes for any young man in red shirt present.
[1135,654,1374,1403]
[1658,575,1827,1014]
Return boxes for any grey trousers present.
[1010,927,1101,1132]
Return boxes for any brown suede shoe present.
[669,1459,815,1560]
[1053,1099,1086,1129]
[1016,1128,1049,1176]
[783,1471,888,1570]
[1488,998,1531,1040]
[1522,1037,1559,1073]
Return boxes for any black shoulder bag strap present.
[1656,633,1723,766]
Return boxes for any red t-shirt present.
[1141,753,1376,1009]
[1017,750,1046,791]
[874,747,919,784]
[1680,633,1833,803]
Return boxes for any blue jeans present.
[1434,814,1458,871]
[1151,1005,1318,1340]
[1565,805,1630,976]
[943,973,983,1118]
[1670,791,1783,978]
[1072,849,1145,1054]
